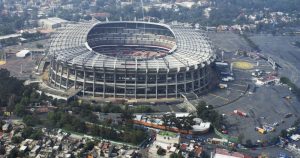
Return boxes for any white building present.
[38,17,68,29]
[16,50,31,58]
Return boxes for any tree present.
[0,146,6,155]
[196,101,224,129]
[7,148,18,158]
[23,115,40,126]
[30,129,43,140]
[12,136,23,144]
[157,147,166,156]
[36,43,44,49]
[84,141,95,151]
[121,105,133,122]
[7,95,16,112]
[181,115,195,133]
[100,150,105,156]
[238,133,245,144]
[22,127,33,139]
[245,139,253,147]
[0,69,24,107]
[162,114,171,130]
[14,103,26,117]
[280,129,288,138]
[170,152,183,158]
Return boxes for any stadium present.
[48,21,216,99]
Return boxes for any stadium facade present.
[48,21,216,99]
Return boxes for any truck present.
[222,76,235,82]
[219,83,228,89]
[233,110,247,117]
[263,124,275,132]
[255,127,266,134]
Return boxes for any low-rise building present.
[38,17,68,29]
[2,123,12,132]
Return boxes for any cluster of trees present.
[0,11,30,36]
[45,108,145,145]
[161,113,195,132]
[0,68,146,145]
[0,69,24,109]
[22,31,46,42]
[0,37,19,46]
[0,68,52,118]
[47,110,87,133]
[131,105,156,113]
[89,123,146,145]
[196,101,225,129]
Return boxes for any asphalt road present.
[249,34,300,86]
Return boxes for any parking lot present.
[202,32,300,144]
[249,34,300,86]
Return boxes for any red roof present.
[194,146,203,156]
[180,144,187,150]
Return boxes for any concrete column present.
[197,68,201,90]
[156,72,158,99]
[59,66,63,89]
[204,67,207,87]
[54,62,59,86]
[124,63,127,98]
[191,70,194,91]
[165,73,168,98]
[74,69,77,90]
[66,67,69,90]
[103,69,106,98]
[145,72,148,99]
[83,70,86,97]
[93,69,95,97]
[135,71,137,99]
[49,60,53,83]
[114,69,116,98]
[184,71,187,93]
[175,72,178,98]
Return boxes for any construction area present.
[0,39,48,80]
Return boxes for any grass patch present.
[159,131,177,137]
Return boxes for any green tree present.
[30,129,43,140]
[84,141,96,151]
[0,146,5,155]
[23,115,39,126]
[22,127,34,139]
[12,136,23,144]
[157,147,166,156]
[121,105,133,122]
[162,114,171,130]
[14,103,26,117]
[170,152,183,158]
[245,139,253,147]
[280,129,288,138]
[7,148,18,158]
